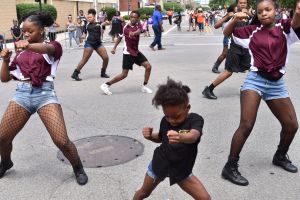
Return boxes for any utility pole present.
[94,0,98,16]
[128,0,131,16]
[35,0,42,11]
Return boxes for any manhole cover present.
[57,135,144,168]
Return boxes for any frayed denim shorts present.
[241,71,289,101]
[11,82,60,114]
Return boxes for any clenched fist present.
[0,49,12,61]
[15,40,29,52]
[143,127,153,140]
[167,130,180,144]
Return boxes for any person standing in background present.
[78,10,87,44]
[11,19,22,52]
[48,20,60,41]
[167,9,173,25]
[66,14,79,48]
[98,9,108,43]
[149,5,165,51]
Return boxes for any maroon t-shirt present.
[232,19,300,79]
[9,41,62,87]
[120,22,143,56]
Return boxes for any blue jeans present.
[150,25,162,49]
[68,31,79,47]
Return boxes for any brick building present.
[119,0,140,12]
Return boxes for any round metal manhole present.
[57,135,144,168]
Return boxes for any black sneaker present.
[100,73,110,78]
[74,167,88,185]
[202,86,217,99]
[222,162,249,186]
[273,154,298,173]
[0,160,14,178]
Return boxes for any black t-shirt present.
[11,25,21,38]
[78,15,87,33]
[78,15,87,25]
[85,22,102,45]
[152,113,204,185]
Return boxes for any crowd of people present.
[0,0,300,199]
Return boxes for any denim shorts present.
[11,82,60,114]
[147,161,192,181]
[84,42,103,50]
[241,71,289,101]
[223,36,229,46]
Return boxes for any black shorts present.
[122,52,148,70]
[225,44,251,73]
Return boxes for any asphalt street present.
[0,18,300,200]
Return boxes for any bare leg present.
[95,46,109,72]
[216,45,229,64]
[107,69,129,85]
[140,61,151,84]
[212,70,233,88]
[178,175,211,200]
[212,45,229,73]
[76,48,93,71]
[133,174,162,200]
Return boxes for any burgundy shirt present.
[120,22,143,56]
[232,19,300,79]
[9,41,62,87]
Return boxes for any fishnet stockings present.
[37,104,82,168]
[0,102,30,162]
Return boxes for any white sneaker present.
[100,83,112,95]
[141,85,152,94]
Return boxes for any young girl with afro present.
[133,78,210,200]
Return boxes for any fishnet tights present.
[37,104,82,168]
[0,102,82,168]
[0,102,30,162]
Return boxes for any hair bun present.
[22,11,54,27]
[182,85,191,93]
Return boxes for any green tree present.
[138,7,154,16]
[102,7,117,21]
[278,0,295,8]
[163,2,184,12]
[16,3,57,22]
